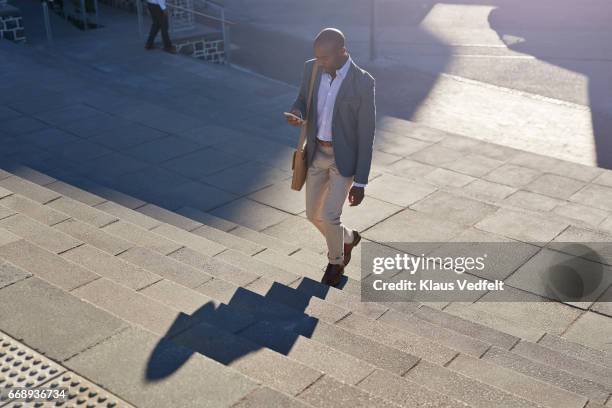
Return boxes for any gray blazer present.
[291,58,376,185]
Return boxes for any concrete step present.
[376,308,491,357]
[0,271,268,407]
[538,333,612,370]
[404,360,543,408]
[0,213,82,254]
[482,346,611,404]
[413,304,520,350]
[511,340,612,389]
[447,354,588,408]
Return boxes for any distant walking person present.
[286,28,376,287]
[144,0,177,53]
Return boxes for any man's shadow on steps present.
[145,278,337,380]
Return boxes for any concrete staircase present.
[2,158,612,408]
[1,31,612,408]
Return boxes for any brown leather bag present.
[291,62,320,191]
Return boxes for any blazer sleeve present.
[291,60,313,118]
[354,75,376,185]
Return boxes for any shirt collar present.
[337,55,352,78]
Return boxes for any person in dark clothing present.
[144,0,176,53]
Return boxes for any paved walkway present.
[0,2,611,407]
[222,0,612,168]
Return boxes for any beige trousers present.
[305,144,354,265]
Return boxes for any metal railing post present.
[80,0,87,30]
[136,0,144,38]
[221,7,229,64]
[41,0,53,45]
[369,0,376,61]
[93,0,99,27]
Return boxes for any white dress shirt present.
[315,56,366,188]
[147,0,167,10]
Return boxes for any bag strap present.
[297,61,320,152]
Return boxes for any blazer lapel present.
[332,60,356,119]
[309,65,323,124]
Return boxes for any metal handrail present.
[166,3,234,25]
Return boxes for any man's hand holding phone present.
[284,109,305,127]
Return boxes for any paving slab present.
[335,312,457,364]
[385,158,438,180]
[233,387,312,408]
[295,320,420,376]
[88,122,168,150]
[20,127,81,149]
[54,218,133,256]
[482,346,611,404]
[0,194,69,226]
[177,206,238,231]
[102,220,183,255]
[150,223,226,257]
[155,180,238,212]
[411,190,498,226]
[526,173,587,200]
[404,359,540,408]
[503,190,564,212]
[203,161,291,196]
[0,259,31,289]
[212,198,291,231]
[43,179,108,206]
[475,208,569,243]
[118,247,212,289]
[72,277,196,337]
[58,111,133,138]
[47,195,118,227]
[413,304,520,349]
[457,179,518,202]
[95,200,162,229]
[0,239,98,291]
[444,286,583,341]
[443,153,504,177]
[483,163,543,187]
[190,224,264,256]
[364,174,437,207]
[239,320,374,385]
[214,248,300,285]
[262,216,326,253]
[173,320,322,396]
[296,374,399,408]
[123,136,204,164]
[552,202,609,227]
[33,104,102,126]
[79,152,151,185]
[0,213,82,254]
[0,276,127,361]
[169,247,259,287]
[247,182,307,214]
[362,209,468,254]
[448,354,587,408]
[136,203,202,230]
[161,147,246,179]
[570,184,612,212]
[45,139,115,164]
[410,144,466,167]
[563,311,612,354]
[512,340,612,388]
[424,167,477,187]
[62,244,160,290]
[538,333,612,370]
[0,176,61,204]
[0,116,48,136]
[65,326,258,408]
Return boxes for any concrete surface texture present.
[0,1,611,407]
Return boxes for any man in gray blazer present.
[287,28,376,287]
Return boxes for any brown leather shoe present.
[321,263,344,287]
[164,46,178,54]
[144,43,155,50]
[344,230,361,266]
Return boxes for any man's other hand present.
[286,109,304,127]
[348,186,364,206]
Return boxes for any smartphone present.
[284,112,305,123]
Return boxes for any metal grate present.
[168,0,196,33]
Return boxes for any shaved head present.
[314,28,345,50]
[313,28,348,74]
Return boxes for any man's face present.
[314,42,345,74]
